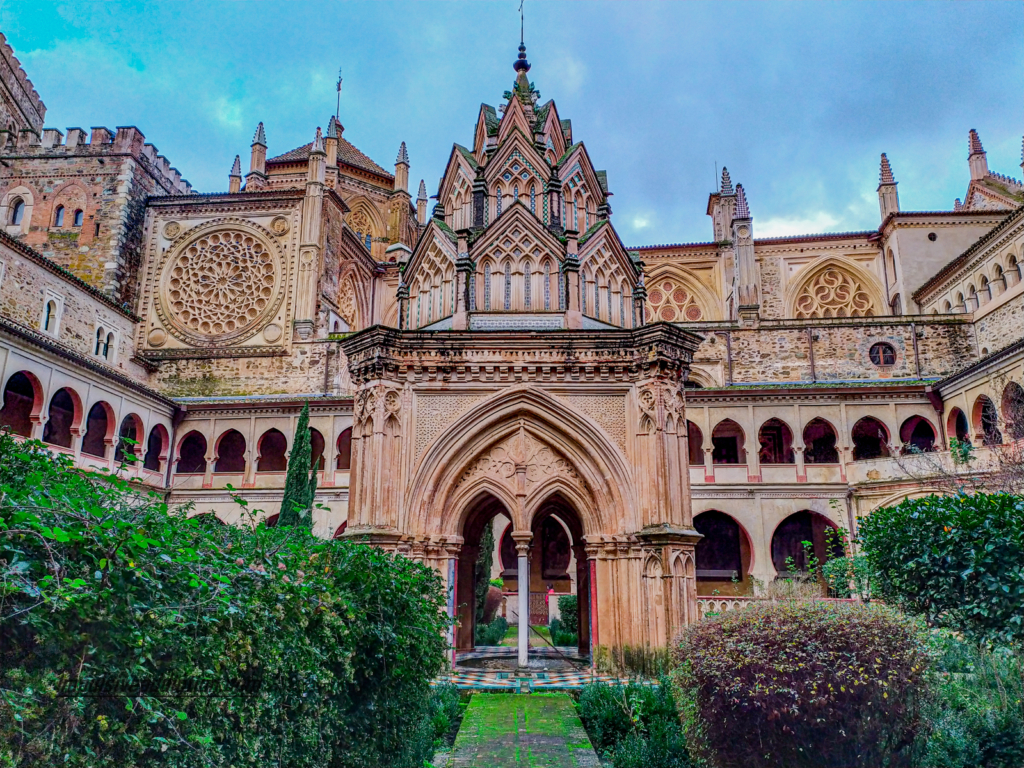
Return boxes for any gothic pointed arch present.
[345,196,386,258]
[644,265,722,322]
[786,258,885,319]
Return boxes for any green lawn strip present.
[449,693,600,767]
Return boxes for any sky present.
[3,1,1022,246]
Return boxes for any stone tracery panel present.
[156,223,285,347]
[646,277,704,322]
[793,266,877,319]
[454,429,589,497]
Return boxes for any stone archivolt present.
[155,220,285,347]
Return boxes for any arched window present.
[890,294,902,315]
[948,408,970,445]
[687,421,704,466]
[851,417,890,460]
[694,511,743,581]
[483,262,492,310]
[496,190,502,217]
[336,427,353,470]
[95,327,106,356]
[513,185,519,201]
[257,429,288,472]
[711,419,745,465]
[310,427,325,471]
[503,261,511,310]
[899,416,936,453]
[54,205,64,227]
[105,333,115,360]
[974,396,1002,446]
[81,402,111,458]
[9,198,24,225]
[73,209,84,227]
[42,389,77,448]
[43,300,58,334]
[214,429,246,473]
[530,185,536,214]
[1002,382,1024,440]
[758,418,795,464]
[0,372,38,437]
[771,511,843,576]
[869,343,896,366]
[524,262,532,309]
[543,261,551,310]
[143,425,166,472]
[803,418,839,463]
[176,432,207,474]
[979,276,990,303]
[114,415,140,464]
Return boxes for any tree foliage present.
[672,601,931,768]
[278,401,316,527]
[474,523,494,627]
[858,492,1024,645]
[0,431,449,767]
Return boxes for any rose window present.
[164,231,277,339]
[646,279,704,322]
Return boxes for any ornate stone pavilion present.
[2,32,1024,661]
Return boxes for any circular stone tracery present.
[159,227,282,345]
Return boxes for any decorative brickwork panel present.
[564,394,627,452]
[415,393,485,459]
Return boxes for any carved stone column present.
[512,532,533,668]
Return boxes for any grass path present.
[447,693,599,767]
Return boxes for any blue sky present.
[4,1,1022,245]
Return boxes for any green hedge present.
[0,433,450,767]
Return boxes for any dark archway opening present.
[949,408,970,444]
[771,510,844,577]
[0,372,37,437]
[114,415,140,464]
[43,388,77,448]
[803,418,839,463]
[694,510,752,596]
[257,429,287,472]
[900,416,936,454]
[758,418,795,464]
[176,431,207,474]
[143,426,166,472]
[310,428,326,471]
[455,494,511,652]
[852,417,890,460]
[1003,383,1024,441]
[81,403,111,458]
[215,430,246,473]
[336,427,353,470]
[711,419,745,464]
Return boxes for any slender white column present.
[517,549,529,667]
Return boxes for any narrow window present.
[10,198,24,225]
[544,262,551,310]
[581,277,587,315]
[514,185,519,201]
[504,262,511,310]
[607,285,612,322]
[620,292,625,327]
[524,263,532,309]
[73,209,83,227]
[94,222,100,237]
[54,205,64,227]
[95,327,105,355]
[530,185,536,214]
[484,265,492,310]
[559,271,566,311]
[594,282,600,318]
[496,191,502,217]
[364,233,371,251]
[43,301,56,333]
[105,333,114,359]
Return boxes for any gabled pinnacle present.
[311,127,325,154]
[969,128,985,155]
[417,179,427,201]
[954,198,963,211]
[720,167,734,196]
[326,116,339,139]
[879,153,895,184]
[734,183,750,219]
[252,121,267,147]
[396,141,409,165]
[230,155,241,177]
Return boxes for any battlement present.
[16,124,192,194]
[0,32,45,132]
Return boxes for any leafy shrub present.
[859,492,1024,645]
[426,683,464,748]
[672,600,931,768]
[595,644,672,677]
[0,433,450,767]
[558,593,579,630]
[577,681,691,768]
[475,616,509,646]
[822,553,873,599]
[918,633,1024,768]
[549,617,578,647]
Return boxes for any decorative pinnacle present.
[734,184,750,219]
[720,167,734,196]
[1020,134,1023,168]
[311,127,325,154]
[326,116,339,139]
[969,128,985,155]
[229,155,241,177]
[879,153,895,184]
[396,141,409,165]
[417,179,427,201]
[252,121,266,147]
[513,42,531,73]
[954,198,963,211]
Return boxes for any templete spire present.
[720,167,734,196]
[879,153,895,184]
[734,183,750,218]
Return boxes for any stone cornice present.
[687,383,931,405]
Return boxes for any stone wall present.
[976,291,1024,357]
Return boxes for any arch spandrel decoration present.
[788,261,883,319]
[155,219,286,347]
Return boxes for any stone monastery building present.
[2,32,1024,657]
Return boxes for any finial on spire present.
[969,128,985,155]
[230,155,241,177]
[720,167,734,196]
[734,184,750,218]
[326,116,339,139]
[417,179,427,201]
[879,153,895,184]
[396,141,409,165]
[514,2,530,75]
[252,121,266,147]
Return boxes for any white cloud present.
[632,215,651,230]
[756,211,841,238]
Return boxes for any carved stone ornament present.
[455,427,588,496]
[646,278,704,322]
[163,221,181,239]
[270,216,290,236]
[338,278,357,327]
[794,267,876,319]
[385,390,401,414]
[147,327,167,347]
[155,220,286,347]
[262,323,282,343]
[638,387,657,414]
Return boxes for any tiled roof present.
[482,105,499,136]
[455,143,479,168]
[269,137,392,178]
[595,170,609,195]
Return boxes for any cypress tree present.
[278,402,315,527]
[475,522,495,626]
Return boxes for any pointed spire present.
[954,198,963,211]
[879,153,895,184]
[326,116,339,139]
[396,141,409,165]
[311,126,325,154]
[1020,134,1023,171]
[252,121,266,147]
[734,184,750,219]
[417,179,427,201]
[720,167,734,196]
[230,155,241,177]
[228,155,242,194]
[969,128,985,155]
